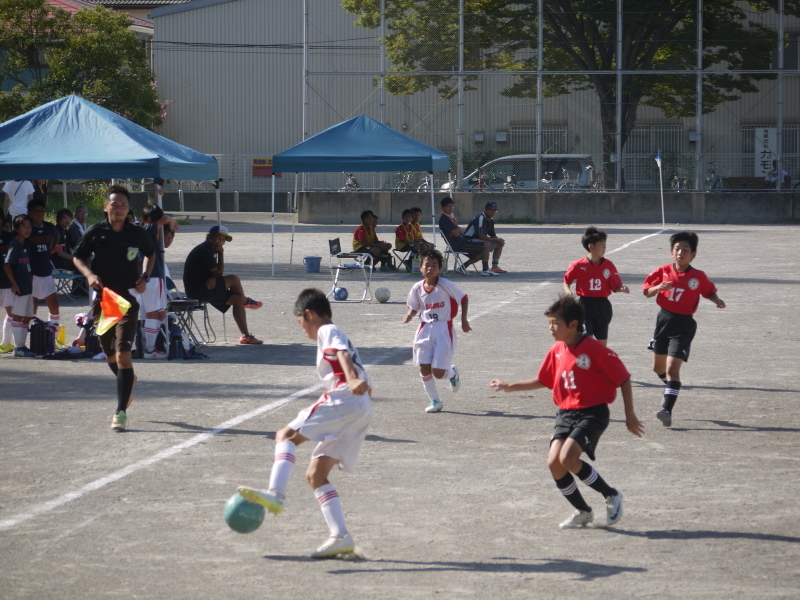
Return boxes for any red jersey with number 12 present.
[537,336,630,410]
[564,257,623,297]
[642,264,717,315]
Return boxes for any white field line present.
[0,230,663,532]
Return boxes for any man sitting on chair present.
[438,197,490,276]
[463,201,507,275]
[183,225,263,345]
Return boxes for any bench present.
[722,177,771,190]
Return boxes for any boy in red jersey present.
[563,226,629,346]
[402,248,471,413]
[238,289,372,558]
[643,231,725,427]
[490,294,644,529]
[409,207,434,252]
[353,210,394,271]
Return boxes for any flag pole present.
[655,149,665,230]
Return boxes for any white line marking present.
[1,229,664,531]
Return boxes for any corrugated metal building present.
[151,1,799,192]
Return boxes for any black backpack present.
[28,319,48,355]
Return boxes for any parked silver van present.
[441,154,595,191]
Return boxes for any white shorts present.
[288,389,372,473]
[139,277,167,314]
[413,321,456,369]
[11,294,34,318]
[32,275,56,299]
[0,288,13,308]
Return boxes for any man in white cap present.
[183,225,263,344]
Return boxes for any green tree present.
[342,0,794,185]
[0,0,162,128]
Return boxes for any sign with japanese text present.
[754,128,777,177]
[252,158,280,178]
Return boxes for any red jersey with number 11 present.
[642,264,717,315]
[537,336,630,410]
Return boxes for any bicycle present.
[704,162,724,190]
[339,172,361,191]
[502,174,517,192]
[469,170,497,191]
[539,171,555,190]
[670,168,689,192]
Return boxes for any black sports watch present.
[141,275,150,282]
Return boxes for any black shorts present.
[93,297,139,355]
[650,309,697,362]
[551,404,610,461]
[187,277,232,314]
[578,296,613,340]
[450,236,484,258]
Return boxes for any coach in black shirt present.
[73,185,154,432]
[183,225,263,345]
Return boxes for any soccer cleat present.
[425,399,443,413]
[379,264,391,272]
[656,410,672,427]
[490,267,507,274]
[0,343,15,354]
[144,350,168,360]
[244,297,263,310]
[605,491,623,526]
[239,334,263,345]
[13,347,37,358]
[449,366,460,393]
[559,509,593,529]
[111,411,127,432]
[455,265,469,276]
[481,270,499,277]
[311,533,355,558]
[236,487,284,515]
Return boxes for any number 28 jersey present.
[564,257,623,297]
[537,336,630,410]
[642,264,717,315]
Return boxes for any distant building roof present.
[82,0,189,6]
[46,0,153,27]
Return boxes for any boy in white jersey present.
[402,249,471,413]
[238,289,372,558]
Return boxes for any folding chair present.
[53,269,88,301]
[392,247,414,273]
[327,238,373,302]
[438,230,479,276]
[166,282,216,346]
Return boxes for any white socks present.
[2,316,12,346]
[315,483,347,538]
[143,318,160,353]
[420,373,438,401]
[268,440,296,498]
[12,320,27,348]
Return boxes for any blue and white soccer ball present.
[333,287,349,301]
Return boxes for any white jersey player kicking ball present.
[402,249,471,413]
[238,288,372,558]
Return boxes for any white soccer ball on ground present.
[374,287,391,303]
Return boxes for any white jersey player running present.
[403,249,471,413]
[238,289,372,558]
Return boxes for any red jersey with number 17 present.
[537,336,630,410]
[563,257,623,297]
[642,264,717,315]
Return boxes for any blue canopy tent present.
[0,94,218,183]
[270,114,450,275]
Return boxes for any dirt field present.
[1,214,798,599]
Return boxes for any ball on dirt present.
[223,492,265,534]
[374,287,391,303]
[333,287,349,301]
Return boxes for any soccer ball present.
[374,287,391,303]
[333,287,349,301]
[223,492,265,534]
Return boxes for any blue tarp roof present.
[273,115,450,173]
[0,95,218,180]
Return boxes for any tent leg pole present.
[271,175,275,277]
[429,173,436,248]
